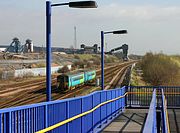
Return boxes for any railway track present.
[105,64,131,90]
[0,61,136,108]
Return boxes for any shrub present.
[140,52,179,86]
[74,61,85,68]
[0,70,2,80]
[36,63,46,68]
[87,62,92,68]
[74,55,80,59]
[58,66,70,73]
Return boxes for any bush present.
[35,63,46,68]
[71,64,76,70]
[90,58,100,65]
[140,52,179,86]
[87,62,93,68]
[0,70,2,80]
[73,61,85,68]
[58,66,70,73]
[74,55,80,59]
[105,56,115,63]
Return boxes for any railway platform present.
[0,86,180,133]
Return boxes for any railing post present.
[6,112,11,133]
[125,86,128,107]
[129,86,132,108]
[105,91,107,122]
[67,101,70,133]
[0,113,1,133]
[157,87,161,109]
[92,95,94,132]
[124,87,125,109]
[45,105,48,129]
[100,91,102,127]
[81,98,83,133]
[120,89,122,111]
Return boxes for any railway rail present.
[0,61,136,108]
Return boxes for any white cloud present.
[78,4,180,22]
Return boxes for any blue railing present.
[143,89,157,133]
[0,87,126,133]
[161,89,170,133]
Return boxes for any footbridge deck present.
[102,109,147,133]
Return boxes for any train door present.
[57,75,65,91]
[64,76,69,91]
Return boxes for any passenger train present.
[57,70,96,92]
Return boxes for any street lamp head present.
[69,1,98,8]
[113,30,127,34]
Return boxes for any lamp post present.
[101,30,127,90]
[46,1,97,101]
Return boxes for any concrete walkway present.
[168,109,180,133]
[102,109,148,133]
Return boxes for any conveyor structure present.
[108,44,128,61]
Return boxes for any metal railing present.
[0,86,178,133]
[161,86,180,108]
[161,89,170,133]
[127,86,180,108]
[127,86,154,107]
[143,89,157,133]
[0,87,126,133]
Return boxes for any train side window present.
[88,72,95,76]
[73,75,83,81]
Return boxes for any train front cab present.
[57,75,69,92]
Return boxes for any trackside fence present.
[143,89,157,133]
[0,87,126,133]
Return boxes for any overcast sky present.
[0,0,180,55]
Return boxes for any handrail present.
[128,92,180,95]
[161,89,170,133]
[36,92,128,133]
[143,89,157,133]
[0,87,121,113]
[1,86,178,133]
